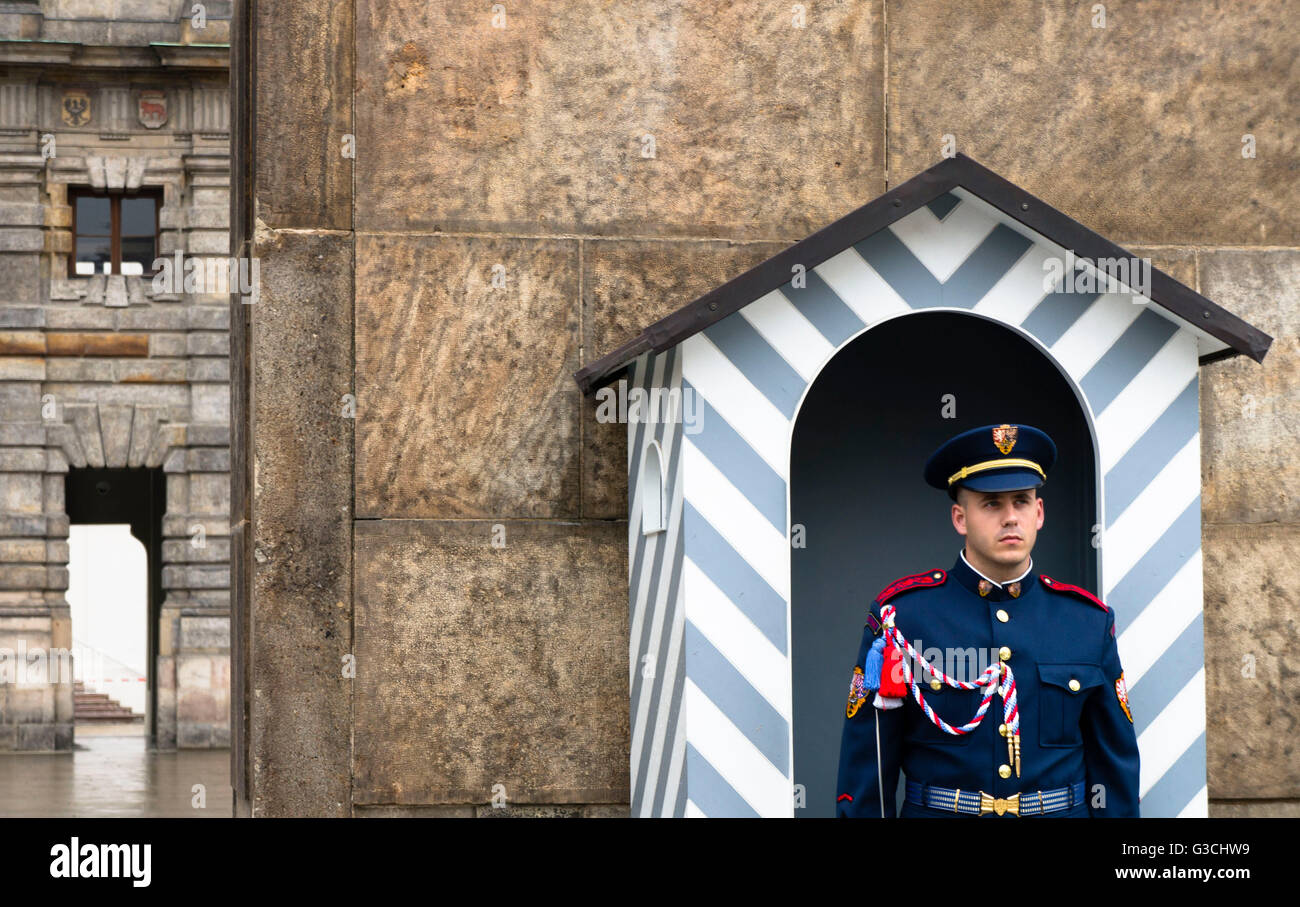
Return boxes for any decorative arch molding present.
[46,403,185,471]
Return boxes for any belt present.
[905,779,1085,816]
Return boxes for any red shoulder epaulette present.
[875,568,946,606]
[1039,575,1108,613]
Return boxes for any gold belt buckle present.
[978,791,1020,816]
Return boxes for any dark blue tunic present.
[836,551,1140,817]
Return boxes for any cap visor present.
[958,470,1043,493]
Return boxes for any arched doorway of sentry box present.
[789,308,1098,817]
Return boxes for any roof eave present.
[574,153,1272,396]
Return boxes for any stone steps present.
[73,680,144,723]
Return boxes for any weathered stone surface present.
[247,230,354,816]
[354,805,476,817]
[117,359,188,383]
[0,357,44,380]
[45,307,116,330]
[179,616,231,650]
[1199,251,1299,524]
[0,331,44,355]
[353,519,628,806]
[355,234,580,518]
[190,384,229,422]
[580,804,631,817]
[1209,800,1300,818]
[353,0,884,237]
[46,332,149,357]
[0,308,43,329]
[187,305,230,330]
[254,0,353,228]
[581,238,785,517]
[888,0,1298,245]
[189,473,229,513]
[118,306,187,331]
[150,332,187,358]
[1203,522,1300,799]
[46,359,115,382]
[187,358,230,382]
[1127,247,1197,296]
[186,332,229,356]
[474,804,583,818]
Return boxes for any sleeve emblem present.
[846,666,868,718]
[1115,671,1133,723]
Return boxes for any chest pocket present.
[904,684,983,746]
[1038,663,1106,747]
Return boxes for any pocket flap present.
[1038,662,1105,693]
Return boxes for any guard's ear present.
[951,499,968,536]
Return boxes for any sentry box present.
[575,154,1271,818]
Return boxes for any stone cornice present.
[0,39,229,72]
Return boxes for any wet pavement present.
[0,726,232,818]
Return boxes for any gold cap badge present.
[992,423,1018,455]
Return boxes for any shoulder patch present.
[875,568,946,606]
[1039,575,1108,613]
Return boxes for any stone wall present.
[234,1,1297,816]
[0,2,231,751]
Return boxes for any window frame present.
[68,187,163,279]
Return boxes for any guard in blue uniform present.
[835,423,1140,817]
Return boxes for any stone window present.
[69,187,163,278]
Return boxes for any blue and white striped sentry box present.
[575,155,1271,818]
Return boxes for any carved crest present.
[138,90,167,129]
[61,91,91,127]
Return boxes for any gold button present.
[930,679,942,691]
[996,609,1009,623]
[998,764,1012,779]
[998,723,1008,737]
[998,646,1012,662]
[1069,678,1081,692]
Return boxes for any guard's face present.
[952,487,1044,567]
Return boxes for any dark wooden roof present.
[574,153,1272,395]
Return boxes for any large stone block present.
[0,254,41,306]
[46,333,149,357]
[1199,250,1299,524]
[353,519,628,806]
[179,617,231,650]
[1210,800,1300,818]
[190,384,229,422]
[1203,522,1300,799]
[254,0,354,228]
[247,230,354,816]
[0,332,44,355]
[887,0,1298,245]
[581,238,788,518]
[355,234,580,518]
[0,474,42,514]
[354,804,476,818]
[188,472,230,513]
[353,0,884,236]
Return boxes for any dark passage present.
[65,467,167,745]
